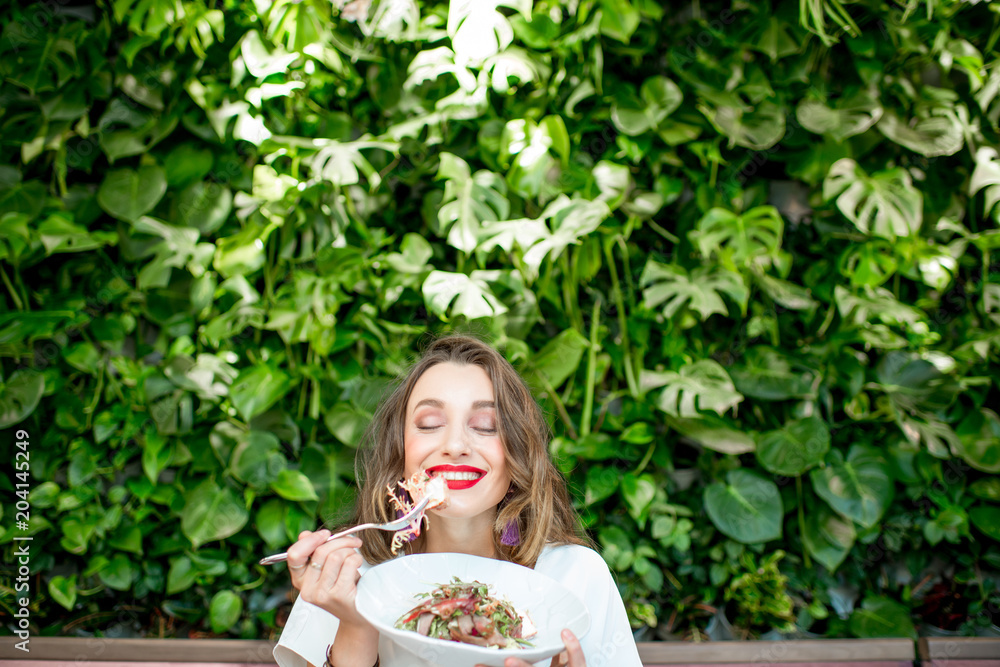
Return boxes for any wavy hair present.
[327,333,593,568]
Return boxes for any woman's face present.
[403,361,511,520]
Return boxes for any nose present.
[441,424,472,457]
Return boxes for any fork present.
[258,494,432,565]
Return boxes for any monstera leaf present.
[640,260,748,320]
[877,108,963,157]
[447,0,530,63]
[422,270,509,320]
[875,351,961,413]
[969,147,1000,221]
[797,90,883,142]
[643,360,743,418]
[520,197,611,278]
[688,206,784,270]
[436,153,510,253]
[701,99,786,150]
[309,138,399,190]
[611,75,684,136]
[834,285,926,329]
[824,159,923,239]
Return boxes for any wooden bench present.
[918,637,1000,667]
[0,637,919,666]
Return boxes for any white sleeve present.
[540,546,643,667]
[273,595,341,667]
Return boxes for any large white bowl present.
[355,552,591,667]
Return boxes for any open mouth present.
[426,466,486,490]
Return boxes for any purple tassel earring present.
[499,485,520,546]
[500,519,521,546]
[393,487,419,543]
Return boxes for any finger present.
[310,537,363,589]
[503,659,533,667]
[548,651,569,667]
[330,551,365,598]
[561,629,586,666]
[287,529,330,564]
[287,529,330,573]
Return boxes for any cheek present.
[484,441,509,476]
[402,433,424,474]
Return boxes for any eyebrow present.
[412,398,495,411]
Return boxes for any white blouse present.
[273,543,643,667]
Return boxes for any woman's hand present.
[285,529,371,630]
[475,629,587,667]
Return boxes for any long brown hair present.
[327,333,593,568]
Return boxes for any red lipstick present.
[425,465,486,491]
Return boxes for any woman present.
[273,334,643,667]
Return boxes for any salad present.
[387,471,450,554]
[394,577,537,649]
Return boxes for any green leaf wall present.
[1,0,999,640]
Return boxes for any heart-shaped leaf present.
[230,363,294,421]
[584,466,620,506]
[729,347,818,401]
[811,446,893,528]
[531,327,589,390]
[704,469,783,544]
[175,181,232,235]
[802,504,856,572]
[180,478,250,549]
[209,590,243,634]
[0,369,44,428]
[48,575,78,610]
[848,596,917,639]
[665,415,756,455]
[97,166,167,222]
[270,469,319,502]
[955,408,1000,473]
[970,505,1000,542]
[756,415,830,476]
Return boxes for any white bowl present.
[355,552,591,667]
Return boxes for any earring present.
[499,485,520,546]
[393,486,419,543]
[500,519,520,546]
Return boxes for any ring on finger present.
[310,561,324,570]
[289,562,307,570]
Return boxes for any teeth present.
[436,471,482,481]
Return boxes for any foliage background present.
[2,0,1000,642]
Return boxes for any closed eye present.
[416,425,496,433]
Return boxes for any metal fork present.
[259,494,432,565]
